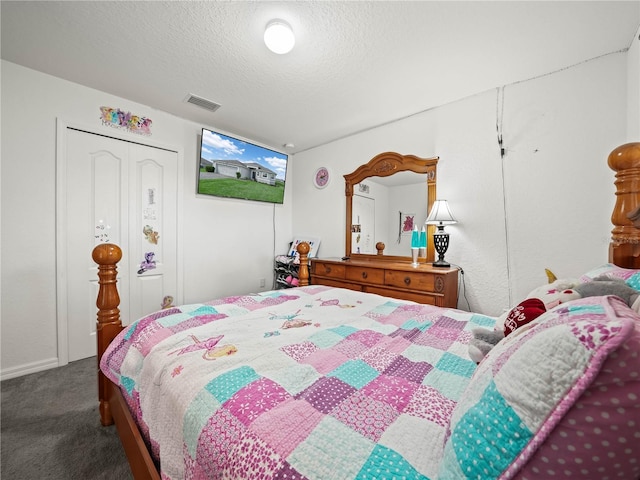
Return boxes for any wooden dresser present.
[310,258,458,308]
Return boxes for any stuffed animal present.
[574,275,640,312]
[468,328,504,364]
[528,278,581,307]
[491,277,581,334]
[469,297,547,364]
[469,272,640,364]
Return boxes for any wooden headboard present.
[608,142,640,268]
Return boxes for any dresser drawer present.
[312,277,362,291]
[385,270,439,292]
[313,261,346,279]
[366,286,439,305]
[345,265,384,285]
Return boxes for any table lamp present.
[425,199,457,268]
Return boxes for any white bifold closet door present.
[61,128,178,362]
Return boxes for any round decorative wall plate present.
[313,167,330,189]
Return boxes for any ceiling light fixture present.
[264,20,295,54]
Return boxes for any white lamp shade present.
[426,199,457,225]
[264,21,295,54]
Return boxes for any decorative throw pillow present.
[516,322,640,479]
[438,295,637,479]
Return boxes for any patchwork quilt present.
[100,285,495,479]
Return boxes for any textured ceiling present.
[1,1,638,153]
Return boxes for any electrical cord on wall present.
[449,263,471,311]
[497,86,514,309]
[496,86,505,159]
[272,203,277,289]
[272,203,277,257]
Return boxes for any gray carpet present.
[1,356,133,479]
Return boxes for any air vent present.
[184,94,221,113]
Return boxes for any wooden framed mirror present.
[344,152,438,261]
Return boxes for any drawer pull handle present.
[362,272,368,279]
[325,266,332,274]
[404,277,411,285]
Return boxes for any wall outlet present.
[259,278,266,288]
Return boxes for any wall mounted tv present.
[198,128,288,204]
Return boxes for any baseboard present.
[0,357,60,381]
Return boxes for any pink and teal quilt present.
[100,285,640,479]
[100,285,495,479]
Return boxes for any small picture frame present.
[289,237,321,258]
[400,213,415,236]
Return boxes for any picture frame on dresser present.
[288,236,321,258]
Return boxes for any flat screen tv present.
[198,128,288,204]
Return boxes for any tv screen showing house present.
[198,128,288,204]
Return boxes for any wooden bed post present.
[297,241,310,286]
[609,142,640,268]
[93,243,123,427]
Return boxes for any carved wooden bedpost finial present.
[376,242,385,255]
[92,243,122,325]
[608,142,640,267]
[297,242,310,287]
[92,243,123,426]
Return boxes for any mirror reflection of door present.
[352,194,375,254]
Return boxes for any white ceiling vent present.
[184,94,221,113]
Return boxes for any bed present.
[96,142,640,480]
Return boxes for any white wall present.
[293,52,629,316]
[629,25,640,139]
[0,61,293,378]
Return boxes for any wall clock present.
[313,167,330,189]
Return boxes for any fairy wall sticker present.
[100,106,152,136]
[94,220,111,243]
[161,296,174,309]
[138,252,156,274]
[143,225,159,244]
[143,187,158,222]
